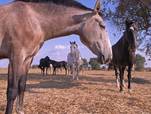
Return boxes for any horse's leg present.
[127,64,133,92]
[122,67,126,87]
[46,67,48,75]
[82,65,84,76]
[76,66,79,80]
[53,67,56,75]
[5,63,18,114]
[15,57,33,114]
[72,64,75,81]
[67,65,70,78]
[64,65,67,75]
[119,67,124,92]
[5,53,27,114]
[42,67,44,75]
[60,68,62,73]
[52,67,54,75]
[114,66,119,87]
[49,67,51,75]
[41,68,42,74]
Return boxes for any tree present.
[31,64,39,68]
[134,54,146,71]
[101,0,151,57]
[89,57,101,70]
[82,58,88,68]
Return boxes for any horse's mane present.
[14,0,92,11]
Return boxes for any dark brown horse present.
[109,19,138,92]
[38,56,51,75]
[0,0,112,113]
[49,59,67,75]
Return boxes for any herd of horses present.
[38,41,84,81]
[38,56,67,75]
[0,0,138,113]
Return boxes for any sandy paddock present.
[0,68,151,114]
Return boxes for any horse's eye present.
[99,23,105,29]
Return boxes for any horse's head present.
[78,0,112,64]
[45,56,50,61]
[125,18,138,52]
[70,41,78,57]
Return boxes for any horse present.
[109,18,138,92]
[67,41,84,80]
[67,63,84,76]
[38,56,51,75]
[0,0,112,113]
[49,59,67,75]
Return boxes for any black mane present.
[14,0,92,11]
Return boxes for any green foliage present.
[82,58,88,68]
[134,54,146,71]
[89,57,101,70]
[31,64,39,68]
[101,0,151,57]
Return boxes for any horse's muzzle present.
[70,53,74,57]
[97,53,112,64]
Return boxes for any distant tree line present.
[31,53,146,71]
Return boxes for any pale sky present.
[0,0,150,68]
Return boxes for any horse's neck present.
[32,3,92,41]
[118,32,129,50]
[74,49,81,59]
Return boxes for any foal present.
[109,19,138,92]
[67,41,83,80]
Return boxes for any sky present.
[0,0,150,68]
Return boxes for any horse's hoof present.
[116,84,119,88]
[119,87,123,93]
[119,90,124,93]
[122,84,125,87]
[16,110,24,114]
[128,89,132,92]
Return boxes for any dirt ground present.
[0,68,151,114]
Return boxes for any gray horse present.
[0,0,112,113]
[67,41,84,80]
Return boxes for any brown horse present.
[109,19,138,92]
[0,0,112,113]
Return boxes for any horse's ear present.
[135,20,138,26]
[94,0,101,14]
[126,18,129,26]
[73,41,76,44]
[70,41,72,44]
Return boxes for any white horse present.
[67,41,84,80]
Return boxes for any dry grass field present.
[0,68,151,114]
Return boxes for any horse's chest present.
[122,52,134,65]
